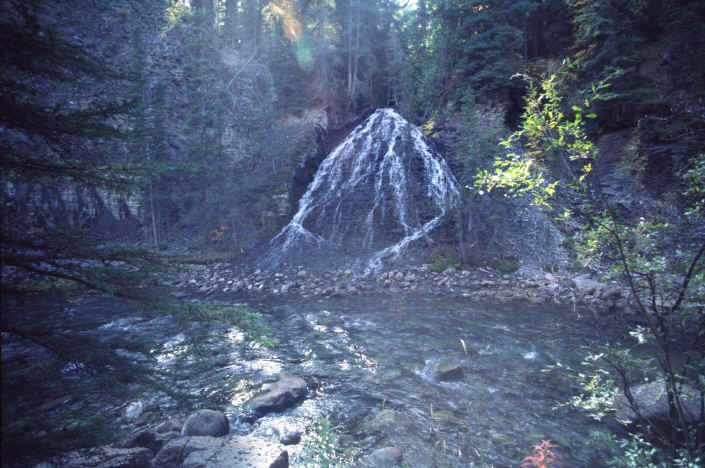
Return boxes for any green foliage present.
[301,416,350,468]
[177,300,278,347]
[490,258,520,274]
[485,72,705,462]
[683,154,705,218]
[590,431,704,468]
[162,0,191,36]
[474,71,609,208]
[429,248,460,272]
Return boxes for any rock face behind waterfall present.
[262,108,459,272]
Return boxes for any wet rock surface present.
[432,359,464,382]
[169,435,289,468]
[245,374,308,420]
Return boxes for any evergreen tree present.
[0,0,165,297]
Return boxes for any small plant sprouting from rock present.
[521,440,563,468]
[301,416,349,468]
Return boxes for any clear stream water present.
[3,291,623,467]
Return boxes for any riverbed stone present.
[123,400,144,421]
[181,409,229,437]
[432,359,464,381]
[613,381,702,424]
[363,409,400,433]
[181,436,288,468]
[362,446,403,467]
[279,430,302,445]
[246,373,308,418]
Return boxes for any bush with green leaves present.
[301,417,350,468]
[477,68,705,463]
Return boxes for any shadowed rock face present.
[261,108,459,273]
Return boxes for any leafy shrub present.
[491,258,520,274]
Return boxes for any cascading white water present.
[261,108,460,272]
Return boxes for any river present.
[2,290,623,467]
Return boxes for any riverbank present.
[174,263,635,320]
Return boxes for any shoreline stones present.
[177,263,633,316]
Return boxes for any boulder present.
[181,409,229,437]
[279,430,301,446]
[432,359,464,382]
[246,374,308,419]
[613,381,702,424]
[362,447,403,467]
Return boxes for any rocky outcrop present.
[261,108,460,271]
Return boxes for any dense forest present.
[2,0,704,466]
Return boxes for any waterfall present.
[261,108,459,273]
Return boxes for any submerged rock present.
[123,400,145,421]
[432,359,464,382]
[362,409,401,433]
[246,373,308,419]
[362,446,404,467]
[279,430,302,445]
[181,409,229,437]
